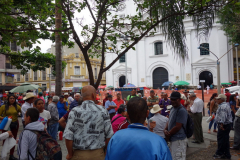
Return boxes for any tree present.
[217,3,240,44]
[58,0,237,89]
[0,0,238,91]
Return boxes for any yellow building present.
[14,46,106,92]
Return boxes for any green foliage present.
[0,46,66,75]
[217,2,240,44]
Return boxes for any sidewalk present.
[1,117,239,160]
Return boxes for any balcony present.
[70,75,85,79]
[0,63,20,74]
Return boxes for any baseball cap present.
[108,95,113,98]
[215,94,227,100]
[60,95,64,98]
[169,92,181,99]
[165,105,173,112]
[64,93,68,96]
[118,105,127,113]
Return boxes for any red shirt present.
[113,99,125,111]
[225,92,231,102]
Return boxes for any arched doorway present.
[119,76,126,87]
[152,67,168,89]
[199,71,213,88]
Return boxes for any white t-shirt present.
[38,110,51,128]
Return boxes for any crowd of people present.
[0,86,239,160]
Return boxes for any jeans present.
[215,123,231,158]
[47,123,59,141]
[147,112,154,119]
[208,110,217,130]
[231,111,235,129]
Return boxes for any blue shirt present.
[215,102,232,125]
[105,123,172,160]
[168,105,188,142]
[69,100,79,110]
[105,100,116,114]
[57,101,68,118]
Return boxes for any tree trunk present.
[55,0,62,96]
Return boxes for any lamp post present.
[48,74,51,93]
[198,44,238,94]
[235,43,239,85]
[120,35,130,86]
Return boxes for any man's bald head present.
[82,85,96,101]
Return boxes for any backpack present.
[26,130,61,160]
[177,106,194,138]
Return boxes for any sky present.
[33,4,93,53]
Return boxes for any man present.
[164,92,188,160]
[148,104,168,139]
[17,108,45,160]
[50,91,55,97]
[103,92,109,106]
[225,89,231,103]
[126,88,137,104]
[64,85,114,160]
[69,93,81,110]
[38,92,45,104]
[159,93,171,117]
[213,94,232,159]
[113,93,125,112]
[106,97,172,160]
[111,105,127,133]
[59,97,83,129]
[67,93,74,105]
[147,90,159,119]
[235,92,239,99]
[105,95,117,120]
[21,92,36,128]
[57,95,68,119]
[183,90,190,109]
[47,96,60,140]
[188,93,204,143]
[197,84,201,90]
[43,91,48,105]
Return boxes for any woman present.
[45,96,52,110]
[207,93,218,133]
[229,94,239,129]
[34,99,51,129]
[0,94,21,160]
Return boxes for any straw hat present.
[181,94,186,100]
[165,105,173,112]
[23,92,36,100]
[150,104,163,114]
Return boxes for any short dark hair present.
[118,104,126,114]
[150,90,154,93]
[132,88,136,91]
[26,108,39,122]
[225,89,229,92]
[127,97,147,124]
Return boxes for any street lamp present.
[198,44,239,94]
[235,43,239,85]
[120,35,130,86]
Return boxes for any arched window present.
[154,42,163,55]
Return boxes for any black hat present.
[60,95,64,98]
[183,90,189,93]
[108,95,113,98]
[169,92,181,99]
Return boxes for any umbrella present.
[221,83,232,85]
[162,81,173,86]
[174,81,190,86]
[107,86,114,88]
[230,81,237,84]
[143,87,150,90]
[10,82,39,93]
[123,83,136,87]
[98,85,106,89]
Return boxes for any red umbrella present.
[98,85,106,89]
[2,93,7,97]
[230,81,237,84]
[143,87,150,90]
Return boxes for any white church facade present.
[105,1,234,89]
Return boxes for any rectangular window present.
[154,42,163,55]
[119,54,125,63]
[42,70,46,80]
[25,74,29,81]
[17,74,20,81]
[34,71,37,81]
[74,66,80,75]
[200,43,209,55]
[11,41,17,51]
[95,68,97,79]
